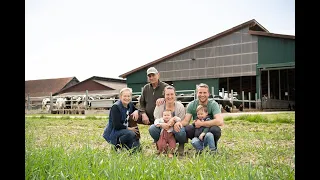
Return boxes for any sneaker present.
[177,143,185,156]
[210,148,217,154]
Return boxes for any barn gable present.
[56,76,127,95]
[25,77,79,98]
[119,19,268,79]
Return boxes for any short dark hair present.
[196,83,209,93]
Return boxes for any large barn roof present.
[119,19,269,78]
[25,77,79,98]
[56,76,127,95]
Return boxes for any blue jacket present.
[103,100,136,145]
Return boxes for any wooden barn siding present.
[125,27,258,93]
[61,81,113,93]
[154,27,258,82]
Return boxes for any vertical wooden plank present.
[50,92,53,114]
[27,93,30,111]
[85,90,88,110]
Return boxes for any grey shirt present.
[139,80,169,123]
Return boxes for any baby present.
[154,110,181,158]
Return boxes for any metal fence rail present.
[26,87,292,114]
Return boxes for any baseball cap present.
[147,67,158,75]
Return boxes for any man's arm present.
[181,113,192,126]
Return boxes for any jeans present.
[191,132,216,151]
[149,124,187,144]
[116,129,140,150]
[186,125,221,148]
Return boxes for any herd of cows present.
[39,92,242,114]
[41,94,141,114]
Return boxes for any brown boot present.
[177,143,185,156]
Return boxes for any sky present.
[25,0,295,82]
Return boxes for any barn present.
[119,19,295,110]
[25,76,127,113]
[25,77,80,110]
[25,77,79,98]
[56,76,127,97]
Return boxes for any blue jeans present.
[191,132,216,152]
[116,129,140,150]
[149,124,187,144]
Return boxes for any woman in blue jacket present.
[103,88,140,151]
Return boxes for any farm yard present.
[25,88,270,117]
[25,112,295,179]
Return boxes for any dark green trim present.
[257,62,295,69]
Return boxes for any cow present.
[42,98,50,111]
[177,93,195,107]
[132,95,140,108]
[56,97,67,114]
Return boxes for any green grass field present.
[25,112,295,179]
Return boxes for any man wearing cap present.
[132,67,188,155]
[131,67,169,125]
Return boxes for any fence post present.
[248,92,251,109]
[27,94,30,111]
[230,89,234,112]
[222,88,225,99]
[211,87,214,96]
[85,90,88,110]
[242,91,245,110]
[49,92,53,114]
[255,93,258,109]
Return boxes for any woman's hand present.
[174,121,183,132]
[131,110,139,121]
[168,118,175,126]
[161,123,170,131]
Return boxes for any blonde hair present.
[120,87,132,96]
[196,105,208,113]
[196,83,209,93]
[163,109,173,116]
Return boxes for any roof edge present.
[248,30,295,39]
[119,19,267,78]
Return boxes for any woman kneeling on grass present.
[103,87,141,152]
